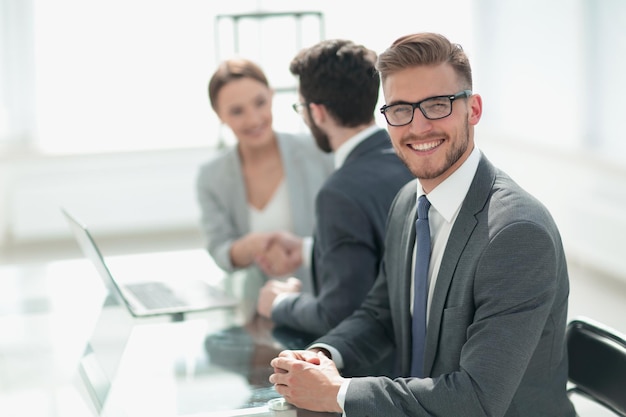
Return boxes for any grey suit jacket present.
[271,129,413,339]
[317,153,576,417]
[196,131,333,283]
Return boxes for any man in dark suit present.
[268,32,577,416]
[255,39,413,345]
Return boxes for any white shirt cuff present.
[337,379,350,416]
[272,292,291,309]
[301,236,314,269]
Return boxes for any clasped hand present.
[255,231,303,277]
[257,276,302,318]
[269,350,345,413]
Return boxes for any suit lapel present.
[423,155,497,376]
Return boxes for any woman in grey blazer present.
[196,58,332,285]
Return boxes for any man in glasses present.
[255,39,413,356]
[268,32,576,417]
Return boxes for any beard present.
[395,118,470,180]
[308,118,333,153]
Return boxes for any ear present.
[308,102,326,126]
[468,93,482,126]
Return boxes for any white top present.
[249,179,293,233]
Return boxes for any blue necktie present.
[411,195,431,377]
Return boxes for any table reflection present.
[78,264,334,417]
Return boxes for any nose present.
[245,107,265,126]
[407,108,433,134]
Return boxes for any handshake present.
[250,231,304,278]
[248,231,306,319]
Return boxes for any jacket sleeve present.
[195,160,238,272]
[337,221,564,416]
[271,186,381,337]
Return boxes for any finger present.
[300,350,321,364]
[278,349,300,358]
[262,233,278,249]
[317,351,330,363]
[254,256,270,272]
[269,372,281,385]
[286,277,302,290]
[270,357,289,371]
[272,381,288,397]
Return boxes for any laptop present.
[61,208,238,320]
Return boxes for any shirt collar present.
[334,124,382,169]
[417,146,481,223]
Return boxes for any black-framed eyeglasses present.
[292,102,307,115]
[379,90,472,127]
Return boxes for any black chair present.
[566,317,626,416]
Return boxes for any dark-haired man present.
[256,40,413,360]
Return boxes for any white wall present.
[1,0,626,285]
[471,0,626,281]
[0,148,211,243]
[2,136,625,285]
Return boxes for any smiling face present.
[215,77,274,149]
[382,63,482,193]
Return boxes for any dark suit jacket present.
[317,153,577,416]
[271,129,413,340]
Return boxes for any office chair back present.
[566,317,626,417]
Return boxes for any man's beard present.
[309,118,333,153]
[395,118,470,180]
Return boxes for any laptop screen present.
[77,290,134,415]
[61,208,136,311]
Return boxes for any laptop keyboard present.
[125,282,188,309]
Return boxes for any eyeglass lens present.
[385,96,452,125]
[292,102,306,114]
